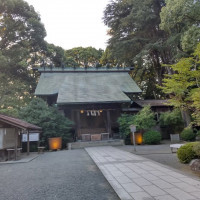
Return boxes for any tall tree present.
[103,0,172,98]
[160,0,200,56]
[159,43,200,126]
[65,47,103,67]
[44,43,67,67]
[160,0,200,54]
[0,0,46,115]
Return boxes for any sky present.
[25,0,110,50]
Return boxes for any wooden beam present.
[106,110,111,136]
[76,111,81,140]
[14,128,18,160]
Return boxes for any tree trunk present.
[181,109,191,127]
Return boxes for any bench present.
[7,148,22,160]
[170,144,184,153]
[37,147,45,154]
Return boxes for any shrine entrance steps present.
[69,139,124,149]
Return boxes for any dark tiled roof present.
[35,72,142,104]
[134,100,171,107]
[0,114,42,131]
[36,67,131,73]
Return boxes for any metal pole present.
[132,132,136,152]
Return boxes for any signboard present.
[22,133,39,142]
[129,125,136,133]
[129,125,137,152]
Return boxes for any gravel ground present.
[117,141,200,179]
[0,149,119,200]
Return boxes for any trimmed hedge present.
[180,128,196,141]
[143,130,161,144]
[193,142,200,157]
[177,142,198,163]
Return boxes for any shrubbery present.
[133,105,156,131]
[117,114,135,139]
[143,130,161,144]
[193,142,200,157]
[177,143,198,163]
[180,128,196,141]
[117,106,156,140]
[159,109,184,134]
[19,98,74,149]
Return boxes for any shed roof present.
[35,72,141,104]
[0,114,42,131]
[134,100,171,107]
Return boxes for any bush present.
[193,142,200,157]
[117,106,156,140]
[117,114,135,139]
[180,128,196,141]
[143,130,161,144]
[133,105,156,131]
[177,143,198,163]
[19,98,74,148]
[159,109,184,134]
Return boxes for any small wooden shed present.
[0,114,42,161]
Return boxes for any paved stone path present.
[85,146,200,200]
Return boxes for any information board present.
[22,133,39,142]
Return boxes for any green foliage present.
[103,0,168,98]
[160,0,200,54]
[117,114,135,138]
[177,143,198,163]
[100,47,116,66]
[103,0,200,99]
[159,109,184,134]
[143,130,161,145]
[19,98,74,148]
[65,47,103,67]
[180,128,196,141]
[193,142,200,157]
[159,43,200,126]
[117,106,156,139]
[44,43,67,67]
[0,0,46,113]
[133,105,156,131]
[196,131,200,137]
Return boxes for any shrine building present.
[35,67,141,141]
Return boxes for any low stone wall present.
[68,139,124,149]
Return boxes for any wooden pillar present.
[76,110,81,140]
[106,110,111,136]
[71,110,76,141]
[14,128,18,160]
[27,130,30,156]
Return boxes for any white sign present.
[129,125,136,133]
[22,133,39,142]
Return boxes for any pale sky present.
[25,0,110,50]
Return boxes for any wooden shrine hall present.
[35,67,141,142]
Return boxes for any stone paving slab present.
[85,146,200,200]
